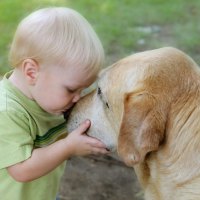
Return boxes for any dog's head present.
[67,47,199,167]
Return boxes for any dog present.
[67,47,200,200]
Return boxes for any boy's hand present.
[65,120,109,157]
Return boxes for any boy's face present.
[31,63,96,115]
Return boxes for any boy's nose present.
[72,94,81,103]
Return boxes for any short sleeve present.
[0,111,33,169]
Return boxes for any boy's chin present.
[45,109,63,116]
[44,106,75,117]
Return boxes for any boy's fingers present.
[87,138,107,148]
[91,147,110,155]
[72,120,91,135]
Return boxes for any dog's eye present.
[97,87,101,95]
[97,87,103,99]
[97,87,109,109]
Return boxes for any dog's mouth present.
[105,144,116,152]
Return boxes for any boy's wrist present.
[61,138,74,159]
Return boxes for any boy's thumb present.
[76,120,91,135]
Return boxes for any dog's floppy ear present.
[118,91,167,167]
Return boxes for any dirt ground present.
[58,154,144,200]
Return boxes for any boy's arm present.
[7,120,108,182]
[8,137,71,182]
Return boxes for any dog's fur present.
[67,47,200,200]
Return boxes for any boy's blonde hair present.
[9,7,104,74]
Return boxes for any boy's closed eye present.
[67,88,77,93]
[66,86,81,93]
[67,87,87,97]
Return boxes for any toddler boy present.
[0,7,108,200]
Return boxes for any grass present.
[0,0,200,74]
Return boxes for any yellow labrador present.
[67,47,200,200]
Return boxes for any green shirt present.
[0,72,67,200]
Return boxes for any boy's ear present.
[118,91,167,167]
[22,59,39,85]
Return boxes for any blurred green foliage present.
[0,0,200,74]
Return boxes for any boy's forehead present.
[78,74,97,87]
[67,65,98,79]
[63,69,97,87]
